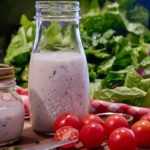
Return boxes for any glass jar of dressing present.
[29,1,89,134]
[0,64,24,146]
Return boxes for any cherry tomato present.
[140,113,150,122]
[54,113,81,131]
[108,127,136,150]
[21,95,29,116]
[131,120,150,148]
[104,114,129,137]
[79,122,105,148]
[16,88,29,96]
[80,114,104,128]
[54,126,79,148]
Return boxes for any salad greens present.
[4,2,150,107]
[92,67,150,107]
[4,15,35,87]
[81,3,150,107]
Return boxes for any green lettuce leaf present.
[4,15,35,87]
[93,87,146,102]
[138,79,150,92]
[127,23,145,35]
[4,27,32,65]
[126,6,149,26]
[97,57,116,76]
[90,79,102,99]
[101,69,127,88]
[113,46,132,70]
[85,49,110,64]
[124,66,142,88]
[140,57,150,68]
[80,5,127,36]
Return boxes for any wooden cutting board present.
[3,120,148,150]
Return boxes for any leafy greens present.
[4,2,150,107]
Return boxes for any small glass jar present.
[29,1,89,134]
[0,64,24,146]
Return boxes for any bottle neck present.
[35,1,80,22]
[33,1,83,53]
[0,79,16,90]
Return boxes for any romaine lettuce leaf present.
[93,86,146,102]
[101,70,127,89]
[140,57,150,68]
[124,66,142,88]
[138,79,150,92]
[93,67,150,107]
[90,79,102,99]
[97,57,115,76]
[112,46,132,70]
[4,15,35,87]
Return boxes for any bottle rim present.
[36,1,79,9]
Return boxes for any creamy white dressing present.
[0,100,24,143]
[29,52,89,133]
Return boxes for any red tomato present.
[108,127,136,150]
[20,95,29,116]
[80,114,104,128]
[104,114,129,137]
[79,122,105,148]
[131,120,150,148]
[54,126,79,148]
[54,113,81,131]
[140,113,150,122]
[16,88,29,96]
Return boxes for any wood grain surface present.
[2,120,148,150]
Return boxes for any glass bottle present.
[29,1,89,134]
[0,64,24,146]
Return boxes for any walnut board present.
[4,120,148,150]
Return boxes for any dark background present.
[0,0,150,62]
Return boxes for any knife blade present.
[22,139,78,150]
